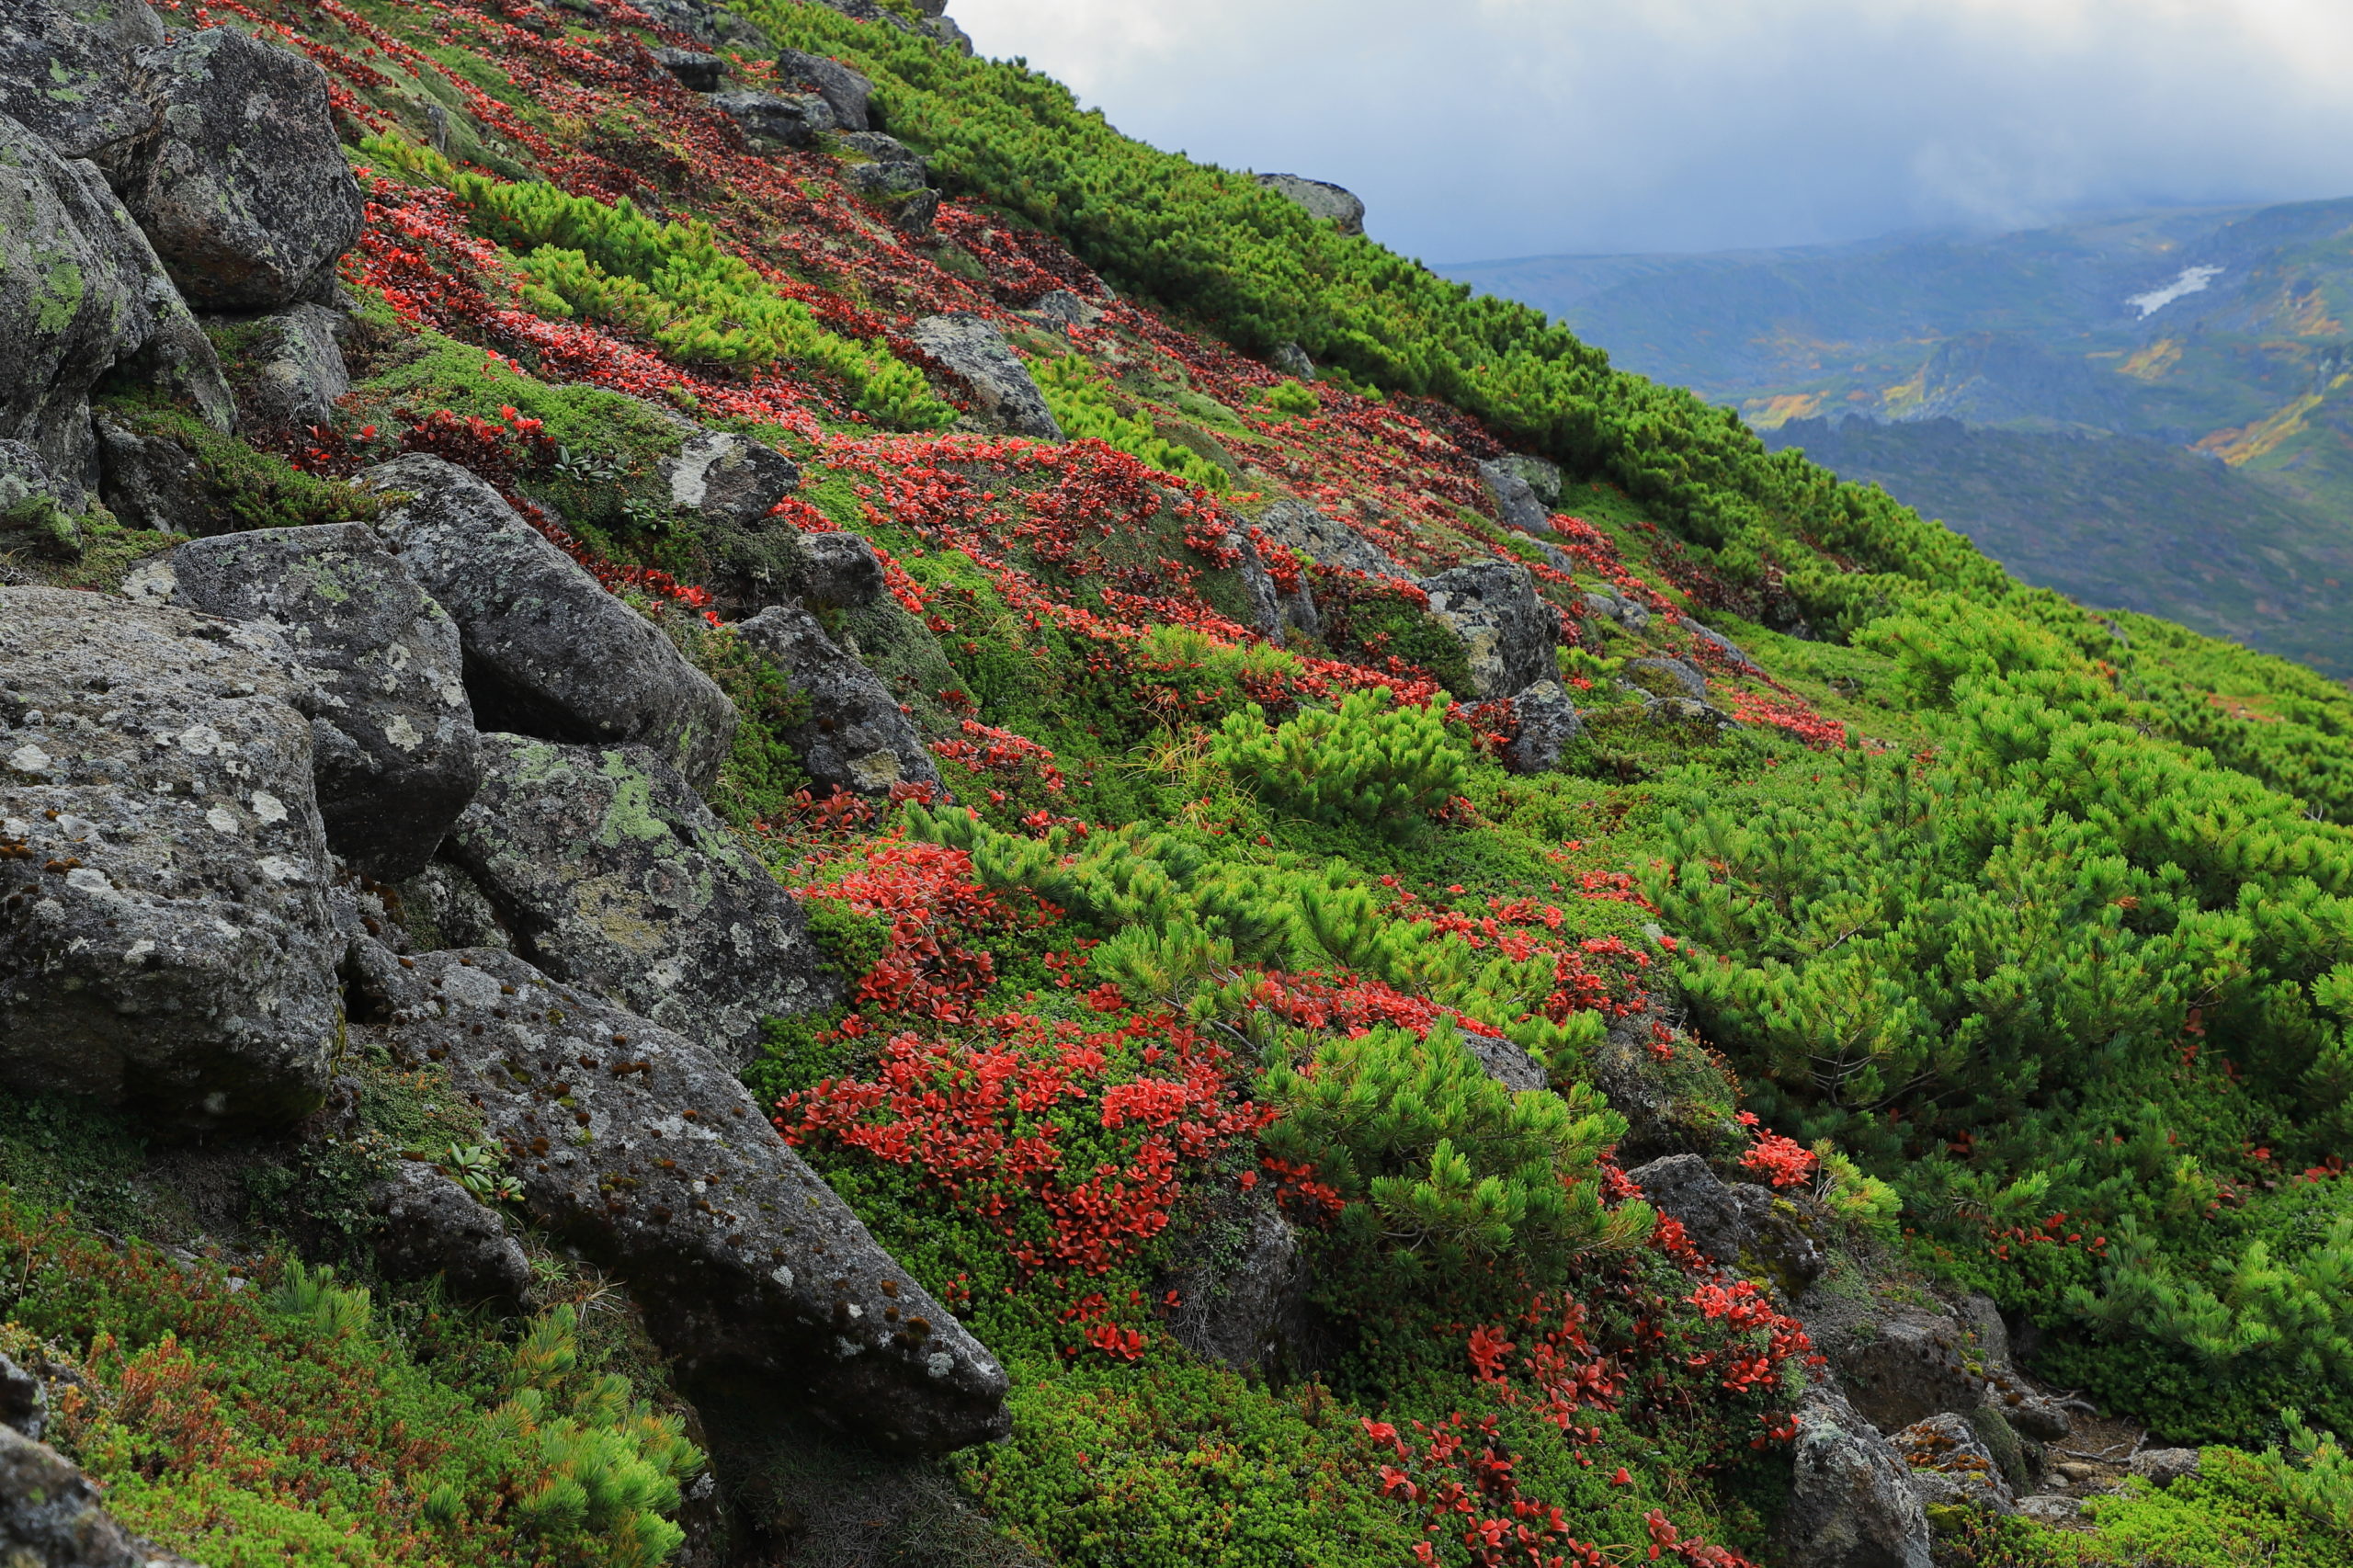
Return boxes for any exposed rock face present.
[1464,1030,1548,1093]
[120,26,366,311]
[710,89,832,150]
[1023,289,1105,334]
[0,1354,41,1440]
[840,132,938,233]
[1627,1154,1749,1265]
[1256,173,1365,235]
[93,413,216,533]
[1800,1301,1984,1437]
[1588,1005,1747,1165]
[1165,1198,1315,1378]
[0,111,231,502]
[737,603,942,798]
[1,1422,200,1568]
[369,1158,536,1306]
[1625,655,1711,702]
[792,530,886,608]
[1270,342,1316,380]
[657,46,725,91]
[147,523,481,882]
[233,302,351,435]
[444,733,838,1064]
[1894,1414,2016,1514]
[362,456,737,790]
[1495,453,1562,509]
[1478,458,1549,535]
[392,860,509,951]
[348,942,1012,1455]
[2129,1449,2202,1485]
[1501,679,1582,773]
[1779,1385,1935,1568]
[908,313,1063,441]
[661,429,800,530]
[1417,561,1556,699]
[1680,616,1761,675]
[0,587,338,1131]
[1250,497,1404,578]
[1581,589,1652,635]
[0,0,159,174]
[776,46,874,131]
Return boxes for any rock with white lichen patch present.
[0,586,340,1132]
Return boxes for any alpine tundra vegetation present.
[4,1,2353,1565]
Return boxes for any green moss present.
[91,392,388,536]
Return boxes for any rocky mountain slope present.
[6,2,2353,1567]
[1448,203,2353,676]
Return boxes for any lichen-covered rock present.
[2129,1448,2202,1485]
[1502,679,1582,773]
[1626,1153,1749,1265]
[1800,1303,1984,1436]
[661,429,800,530]
[1581,589,1652,635]
[93,412,217,534]
[369,1158,536,1306]
[1478,458,1549,535]
[0,0,159,173]
[347,942,1012,1455]
[232,302,351,435]
[0,111,231,503]
[0,1355,41,1441]
[1625,655,1711,702]
[1895,1413,2017,1514]
[1256,173,1365,235]
[738,603,943,798]
[1250,497,1404,578]
[1270,341,1316,380]
[840,132,938,233]
[792,530,885,608]
[2014,1494,2084,1527]
[362,456,737,790]
[1023,289,1105,334]
[120,26,365,311]
[776,46,874,131]
[1417,560,1556,699]
[1779,1385,1935,1568]
[0,587,339,1131]
[1465,1029,1548,1093]
[1589,1004,1748,1165]
[1,1422,200,1567]
[709,89,834,150]
[391,860,509,951]
[1165,1196,1316,1378]
[1727,1181,1828,1288]
[908,313,1063,441]
[149,522,481,881]
[1496,453,1562,509]
[656,46,725,90]
[445,733,838,1064]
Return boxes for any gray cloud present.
[950,0,2353,261]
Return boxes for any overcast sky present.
[949,0,2353,264]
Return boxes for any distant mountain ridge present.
[1446,200,2353,676]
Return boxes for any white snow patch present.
[2128,266,2223,320]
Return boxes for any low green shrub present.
[1213,687,1468,838]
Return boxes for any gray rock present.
[908,313,1063,440]
[1023,290,1105,334]
[0,0,155,174]
[737,603,942,798]
[93,413,215,534]
[369,1157,536,1306]
[1581,589,1652,634]
[1779,1384,1934,1568]
[1895,1413,2016,1514]
[710,90,833,150]
[1165,1197,1314,1378]
[1589,1005,1748,1165]
[391,860,509,952]
[1997,1388,2071,1443]
[1416,560,1556,699]
[1250,497,1404,578]
[1502,679,1582,773]
[2014,1494,2084,1526]
[121,26,365,311]
[233,302,351,435]
[0,587,338,1131]
[1625,656,1711,702]
[0,1354,41,1441]
[1954,1293,2010,1368]
[656,47,725,91]
[2128,1448,2201,1485]
[446,733,837,1063]
[835,595,961,740]
[793,530,885,608]
[0,111,231,505]
[153,522,481,881]
[1463,1028,1547,1093]
[841,131,927,190]
[347,941,1012,1455]
[1626,1153,1749,1265]
[1,1423,200,1567]
[1256,173,1365,235]
[1680,615,1761,675]
[1497,454,1562,509]
[1270,342,1316,380]
[1726,1181,1828,1287]
[362,456,737,790]
[924,12,972,53]
[662,430,800,530]
[776,46,874,131]
[1807,1311,1984,1436]
[1478,458,1549,535]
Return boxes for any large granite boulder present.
[1416,560,1556,699]
[1256,173,1365,235]
[1779,1384,1934,1568]
[362,456,737,790]
[0,587,339,1131]
[737,604,943,798]
[347,941,1012,1455]
[233,302,352,435]
[443,733,838,1064]
[2,1422,200,1568]
[143,522,482,881]
[661,429,800,531]
[776,46,874,131]
[118,26,365,311]
[907,313,1063,441]
[0,111,231,503]
[0,0,161,175]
